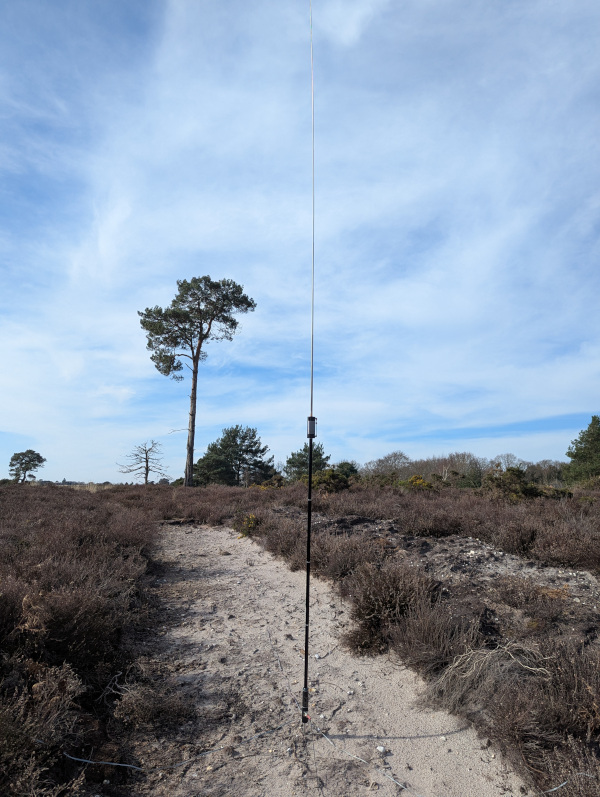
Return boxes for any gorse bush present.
[233,512,261,536]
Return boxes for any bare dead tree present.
[118,440,169,485]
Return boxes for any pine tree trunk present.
[184,363,199,487]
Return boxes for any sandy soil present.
[117,523,531,797]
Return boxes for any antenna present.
[302,0,316,726]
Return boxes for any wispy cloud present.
[1,0,599,481]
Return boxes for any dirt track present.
[116,523,530,797]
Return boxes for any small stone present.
[376,745,386,753]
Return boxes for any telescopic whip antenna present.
[302,0,317,726]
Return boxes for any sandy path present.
[135,524,527,797]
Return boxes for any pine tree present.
[565,416,600,483]
[194,426,274,486]
[283,442,330,481]
[139,277,256,486]
[9,450,46,483]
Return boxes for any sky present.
[2,0,600,483]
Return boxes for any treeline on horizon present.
[4,415,600,493]
[183,414,599,492]
[1,448,568,491]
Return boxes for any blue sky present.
[2,0,600,482]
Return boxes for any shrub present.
[309,469,350,493]
[233,512,261,537]
[311,533,383,583]
[391,599,481,677]
[0,485,158,794]
[0,660,86,795]
[342,560,439,654]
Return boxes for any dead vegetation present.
[2,480,600,794]
[0,485,158,795]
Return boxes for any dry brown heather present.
[2,481,600,795]
[0,485,159,795]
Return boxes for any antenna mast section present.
[301,0,317,725]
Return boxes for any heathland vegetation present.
[3,416,600,794]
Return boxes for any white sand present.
[137,524,528,797]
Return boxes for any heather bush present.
[260,515,306,570]
[484,641,600,780]
[0,485,158,794]
[494,575,569,630]
[311,532,384,583]
[542,736,600,797]
[341,560,439,654]
[421,637,600,793]
[423,641,551,718]
[0,660,85,795]
[311,486,600,573]
[390,599,481,677]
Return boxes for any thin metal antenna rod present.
[309,0,315,418]
[302,0,317,725]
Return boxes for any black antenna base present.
[301,687,310,722]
